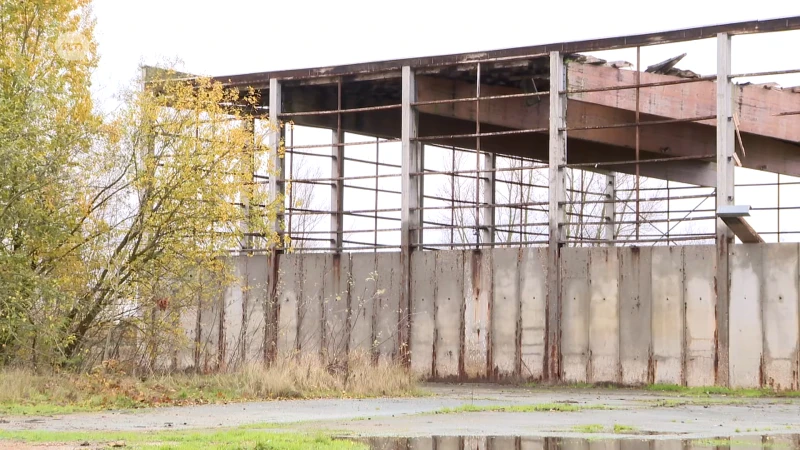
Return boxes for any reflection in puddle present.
[361,435,800,450]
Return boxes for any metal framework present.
[147,15,800,378]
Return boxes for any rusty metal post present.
[716,32,735,387]
[603,172,616,245]
[265,78,285,364]
[331,79,345,252]
[547,51,567,381]
[400,66,421,366]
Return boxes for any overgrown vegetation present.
[0,356,419,415]
[0,427,366,450]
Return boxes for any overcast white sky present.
[89,1,800,244]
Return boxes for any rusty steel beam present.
[567,62,800,144]
[415,75,800,180]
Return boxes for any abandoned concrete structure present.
[156,17,800,388]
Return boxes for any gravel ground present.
[1,384,799,439]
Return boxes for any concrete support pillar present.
[268,78,285,242]
[400,66,421,365]
[481,152,496,247]
[603,172,617,245]
[265,78,284,364]
[241,117,256,251]
[716,32,735,386]
[547,51,567,380]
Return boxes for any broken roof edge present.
[207,15,800,88]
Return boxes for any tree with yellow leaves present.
[1,0,281,368]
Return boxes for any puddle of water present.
[360,435,800,450]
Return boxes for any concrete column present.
[716,32,735,386]
[603,172,616,245]
[331,128,344,251]
[241,118,256,251]
[547,51,567,380]
[400,66,420,365]
[268,78,285,242]
[265,78,285,364]
[481,152,496,247]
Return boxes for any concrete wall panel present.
[561,438,590,450]
[410,251,436,376]
[683,245,717,387]
[222,258,245,366]
[409,437,433,450]
[297,254,327,355]
[434,436,461,450]
[349,253,377,354]
[324,254,351,359]
[489,437,516,450]
[244,256,269,364]
[561,248,590,383]
[464,250,490,378]
[653,440,682,450]
[730,244,764,388]
[375,252,402,362]
[520,248,547,380]
[195,279,223,370]
[651,246,684,385]
[762,243,799,390]
[434,251,464,378]
[588,247,620,383]
[492,248,520,377]
[520,437,544,450]
[590,439,619,450]
[464,436,487,450]
[277,254,299,356]
[619,247,652,385]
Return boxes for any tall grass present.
[0,354,419,414]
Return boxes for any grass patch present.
[691,439,791,448]
[572,424,604,433]
[613,424,638,434]
[435,403,610,414]
[526,382,595,389]
[647,398,747,407]
[569,424,638,434]
[0,428,365,450]
[0,355,420,415]
[645,384,800,398]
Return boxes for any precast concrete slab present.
[651,246,684,385]
[492,248,520,377]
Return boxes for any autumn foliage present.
[1,1,279,369]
